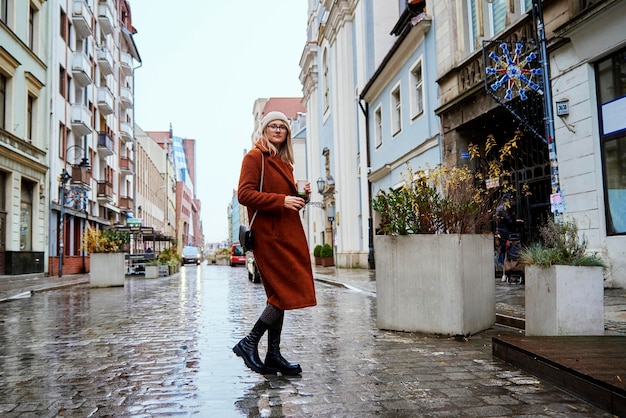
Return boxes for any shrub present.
[313,245,323,257]
[519,218,606,267]
[320,243,333,258]
[157,247,181,266]
[372,132,524,235]
[82,225,129,254]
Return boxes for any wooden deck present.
[493,335,626,416]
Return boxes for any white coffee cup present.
[296,180,307,195]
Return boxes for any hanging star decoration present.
[66,186,88,211]
[486,42,543,101]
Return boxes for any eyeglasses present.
[267,124,288,132]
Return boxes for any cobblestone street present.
[0,265,614,417]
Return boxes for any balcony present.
[70,104,92,137]
[98,0,114,35]
[96,180,113,203]
[120,156,134,175]
[71,165,92,190]
[120,51,133,76]
[119,121,133,143]
[97,132,114,157]
[71,0,93,39]
[96,47,113,75]
[119,195,133,210]
[71,51,92,87]
[97,86,114,116]
[120,86,133,109]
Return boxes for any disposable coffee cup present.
[296,180,307,195]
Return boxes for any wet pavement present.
[0,265,623,416]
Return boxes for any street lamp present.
[316,177,325,195]
[58,169,71,277]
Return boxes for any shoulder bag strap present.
[249,153,265,227]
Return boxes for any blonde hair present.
[256,126,295,164]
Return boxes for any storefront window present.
[20,180,33,251]
[597,48,626,235]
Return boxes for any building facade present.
[300,0,625,286]
[433,0,626,287]
[134,125,175,252]
[48,0,140,275]
[0,0,50,275]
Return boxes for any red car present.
[230,244,246,266]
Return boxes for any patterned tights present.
[260,303,284,327]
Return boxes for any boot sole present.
[264,365,302,376]
[232,344,266,374]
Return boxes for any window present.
[323,49,330,113]
[1,0,8,25]
[467,0,479,52]
[489,0,506,36]
[596,47,626,235]
[410,60,424,119]
[60,7,68,43]
[59,65,66,98]
[0,73,6,130]
[391,85,401,135]
[28,4,35,50]
[374,106,382,148]
[59,122,67,159]
[26,94,33,142]
[520,0,532,13]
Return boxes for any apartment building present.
[0,0,50,275]
[134,125,176,252]
[48,0,140,275]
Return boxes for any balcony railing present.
[120,51,133,76]
[97,180,113,202]
[97,132,114,157]
[70,104,92,137]
[120,86,133,109]
[71,165,92,190]
[119,195,133,209]
[96,47,113,75]
[97,86,114,116]
[119,121,133,143]
[71,0,93,39]
[98,0,114,35]
[120,156,134,175]
[71,51,92,87]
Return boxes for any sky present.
[129,1,308,243]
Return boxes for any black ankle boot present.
[264,320,302,376]
[233,319,269,374]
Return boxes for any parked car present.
[246,251,261,283]
[230,244,246,266]
[182,246,201,265]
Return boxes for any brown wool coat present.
[237,144,317,310]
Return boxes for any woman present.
[233,111,317,375]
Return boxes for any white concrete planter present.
[89,253,126,287]
[375,234,495,335]
[525,265,604,336]
[144,265,159,279]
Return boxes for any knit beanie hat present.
[260,111,291,136]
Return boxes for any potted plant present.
[157,247,181,275]
[520,217,606,336]
[320,243,334,267]
[371,134,521,335]
[144,259,160,279]
[82,225,130,287]
[313,245,323,266]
